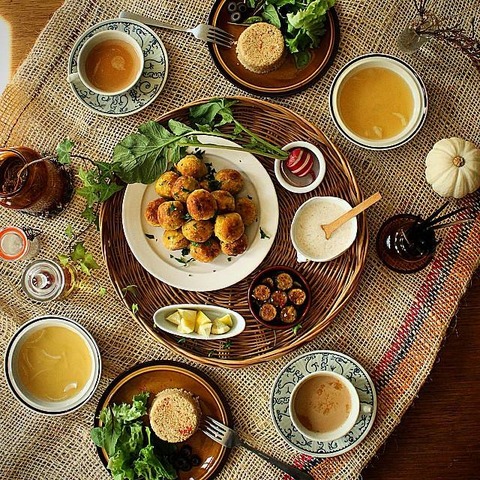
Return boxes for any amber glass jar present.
[0,147,73,216]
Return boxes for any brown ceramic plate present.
[94,361,232,480]
[208,1,339,96]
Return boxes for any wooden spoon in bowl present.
[321,192,382,240]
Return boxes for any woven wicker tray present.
[100,96,368,368]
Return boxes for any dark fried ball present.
[271,290,288,308]
[252,284,271,302]
[157,201,186,230]
[186,189,217,221]
[182,220,214,243]
[221,233,248,256]
[276,272,294,291]
[171,176,199,202]
[144,197,166,226]
[162,230,190,251]
[155,171,179,198]
[214,213,245,243]
[189,238,221,263]
[176,155,208,178]
[280,305,298,324]
[211,190,235,213]
[259,303,277,322]
[235,197,257,226]
[214,169,244,195]
[288,288,307,306]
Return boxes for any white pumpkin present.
[425,137,480,198]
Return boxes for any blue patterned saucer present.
[67,19,168,117]
[270,350,377,458]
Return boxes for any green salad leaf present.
[248,0,336,54]
[91,392,177,480]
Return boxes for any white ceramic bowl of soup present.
[329,53,428,150]
[290,196,357,262]
[4,315,101,415]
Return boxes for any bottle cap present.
[0,227,29,261]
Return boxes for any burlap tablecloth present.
[1,0,479,479]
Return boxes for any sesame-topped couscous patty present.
[236,22,286,74]
[149,388,202,443]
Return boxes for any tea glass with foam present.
[68,30,144,96]
[289,370,372,442]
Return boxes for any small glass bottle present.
[376,214,437,274]
[0,146,74,217]
[21,259,77,302]
[397,12,439,54]
[0,226,40,262]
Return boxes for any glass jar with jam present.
[0,146,74,217]
[21,259,77,302]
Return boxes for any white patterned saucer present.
[68,19,168,117]
[270,350,377,458]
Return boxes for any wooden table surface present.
[1,2,479,479]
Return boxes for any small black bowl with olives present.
[247,265,311,330]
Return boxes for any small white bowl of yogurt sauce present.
[290,196,358,262]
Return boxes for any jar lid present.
[21,259,65,301]
[0,227,28,261]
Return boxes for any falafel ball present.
[155,171,180,198]
[235,197,257,226]
[214,169,244,195]
[171,176,199,202]
[182,219,214,243]
[220,233,248,256]
[214,212,245,243]
[189,238,221,263]
[186,189,217,221]
[212,190,236,213]
[176,154,208,179]
[162,230,190,251]
[144,197,166,226]
[157,201,187,230]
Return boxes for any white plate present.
[270,350,377,457]
[153,304,246,340]
[68,19,168,117]
[122,135,279,292]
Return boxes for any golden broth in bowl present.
[338,67,414,140]
[329,54,428,150]
[5,315,101,415]
[18,325,92,402]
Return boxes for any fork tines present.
[208,26,235,48]
[200,415,229,443]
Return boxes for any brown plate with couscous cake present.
[94,361,232,480]
[208,0,339,96]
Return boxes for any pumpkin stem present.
[453,155,465,167]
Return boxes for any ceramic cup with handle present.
[68,29,144,96]
[289,370,372,442]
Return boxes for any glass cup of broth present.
[68,30,144,95]
[289,371,372,442]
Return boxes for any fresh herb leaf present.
[65,224,74,238]
[262,4,282,28]
[292,324,302,335]
[56,138,74,165]
[122,285,138,297]
[131,304,139,314]
[223,340,232,349]
[260,227,271,239]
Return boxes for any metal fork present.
[119,11,234,48]
[200,416,314,480]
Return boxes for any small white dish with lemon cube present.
[153,304,246,340]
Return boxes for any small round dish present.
[4,315,101,415]
[247,265,311,330]
[68,18,168,117]
[270,350,377,458]
[291,196,358,262]
[274,141,326,194]
[329,53,428,150]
